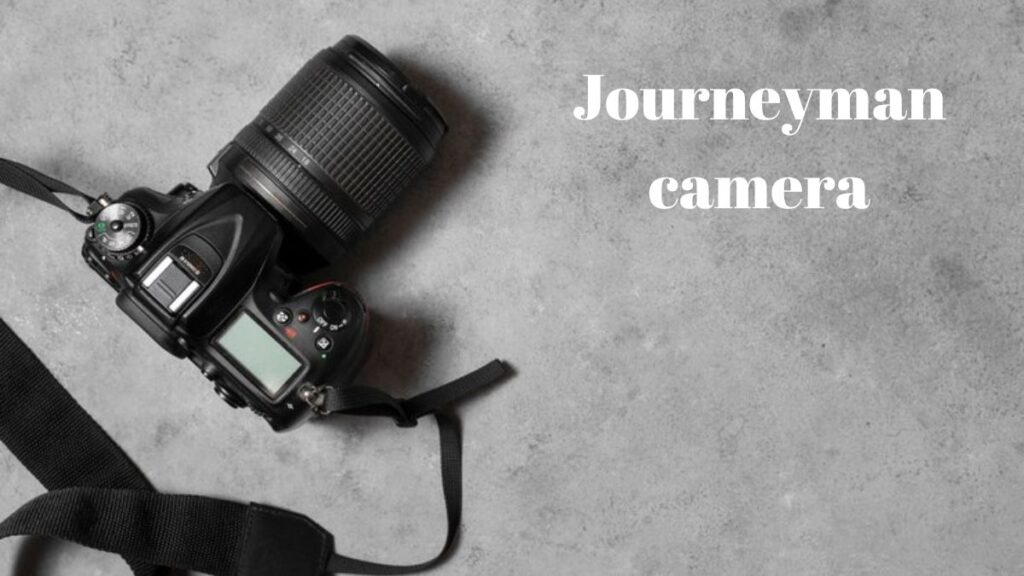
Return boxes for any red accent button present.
[283,326,298,339]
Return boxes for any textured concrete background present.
[1,1,1023,574]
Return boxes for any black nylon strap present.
[0,312,509,575]
[319,361,510,573]
[0,488,249,575]
[0,158,97,222]
[0,488,336,576]
[0,317,168,576]
[320,360,508,427]
[327,412,461,575]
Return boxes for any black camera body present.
[82,183,369,430]
[79,36,447,430]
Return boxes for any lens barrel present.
[210,36,447,261]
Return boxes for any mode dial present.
[90,203,148,253]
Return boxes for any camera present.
[81,36,448,431]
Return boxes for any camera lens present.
[209,36,447,261]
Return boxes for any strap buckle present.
[298,384,328,416]
[85,193,112,219]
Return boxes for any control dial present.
[313,290,351,332]
[90,203,148,253]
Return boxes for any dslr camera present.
[81,36,447,431]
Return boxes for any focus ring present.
[258,55,427,220]
[233,123,363,244]
[215,37,447,260]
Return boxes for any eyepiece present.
[210,36,448,261]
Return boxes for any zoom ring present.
[233,122,363,245]
[218,37,445,259]
[258,56,426,225]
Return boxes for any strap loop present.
[320,360,509,427]
[0,157,98,222]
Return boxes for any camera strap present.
[0,315,509,576]
[0,158,100,222]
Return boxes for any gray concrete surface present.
[1,1,1024,574]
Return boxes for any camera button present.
[273,308,292,325]
[201,363,219,379]
[315,335,333,352]
[214,383,245,409]
[296,311,310,323]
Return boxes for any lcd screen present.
[216,312,301,396]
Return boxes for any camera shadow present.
[355,309,442,398]
[10,536,57,576]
